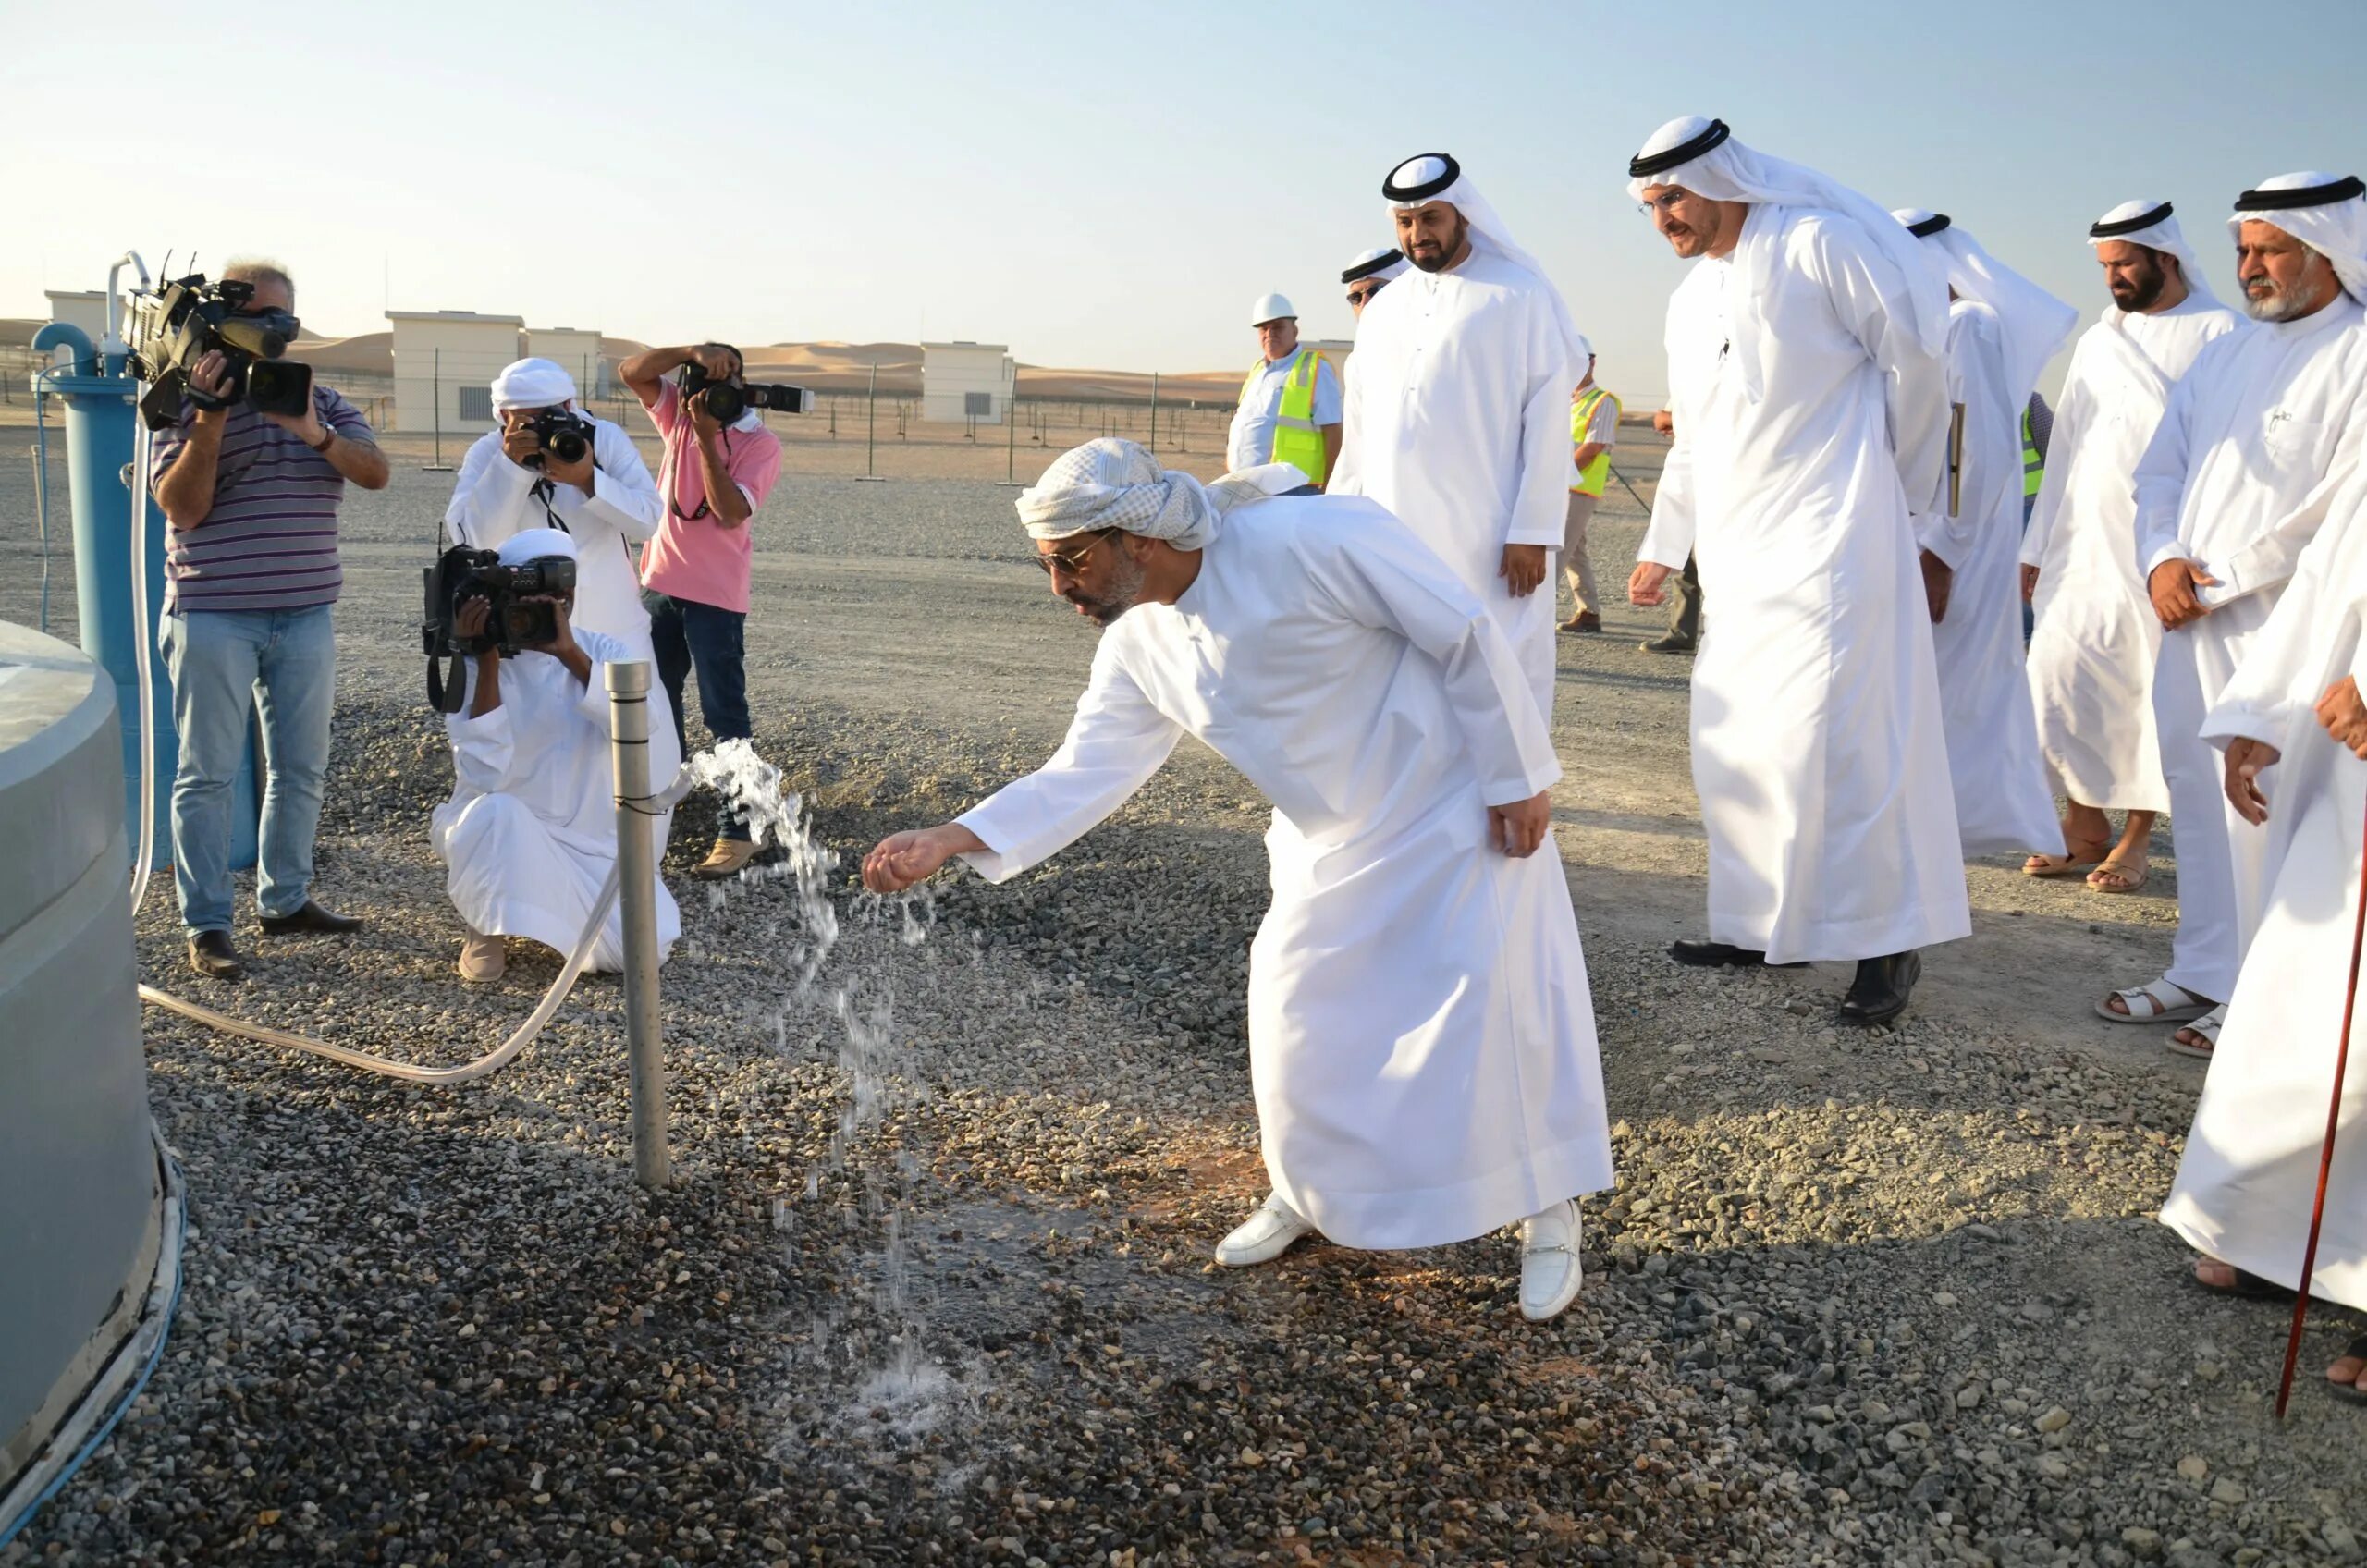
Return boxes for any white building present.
[386,310,526,435]
[922,341,1015,425]
[526,327,606,398]
[44,290,108,342]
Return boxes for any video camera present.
[680,349,813,424]
[422,545,578,712]
[128,274,313,430]
[521,408,595,468]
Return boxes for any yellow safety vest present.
[1569,386,1620,497]
[1241,349,1327,484]
[2020,407,2044,499]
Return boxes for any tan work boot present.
[693,838,761,880]
[458,930,507,983]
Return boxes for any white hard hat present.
[1250,292,1296,326]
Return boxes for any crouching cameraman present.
[150,258,389,981]
[619,342,784,879]
[434,530,680,983]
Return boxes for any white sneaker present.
[1517,1199,1584,1321]
[1213,1194,1317,1268]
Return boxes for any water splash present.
[684,741,965,1451]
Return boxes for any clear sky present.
[6,0,2361,398]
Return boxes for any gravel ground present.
[5,443,2366,1568]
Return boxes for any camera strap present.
[427,648,470,715]
[528,477,574,535]
[664,427,735,523]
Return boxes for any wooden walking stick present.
[1946,401,1966,517]
[2273,786,2367,1419]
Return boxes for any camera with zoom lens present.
[128,274,314,430]
[422,545,579,711]
[680,353,813,424]
[523,409,595,468]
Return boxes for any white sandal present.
[2168,1004,2227,1059]
[2095,977,2212,1024]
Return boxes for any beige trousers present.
[1562,491,1600,617]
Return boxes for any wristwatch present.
[307,424,336,453]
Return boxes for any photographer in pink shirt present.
[619,342,785,878]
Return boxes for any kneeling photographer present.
[434,530,680,983]
[445,358,663,658]
[146,259,389,981]
[619,342,787,879]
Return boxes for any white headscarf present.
[2087,200,2222,307]
[1893,210,2079,400]
[495,526,578,566]
[490,357,580,412]
[1382,153,1588,364]
[1625,116,1951,399]
[1342,244,1409,286]
[2227,171,2367,302]
[1016,439,1300,549]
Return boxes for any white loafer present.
[1213,1194,1317,1268]
[1517,1198,1584,1321]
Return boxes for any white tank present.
[0,620,163,1504]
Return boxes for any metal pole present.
[607,658,669,1191]
[857,362,883,482]
[1147,373,1159,452]
[1001,387,1021,487]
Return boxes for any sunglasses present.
[1346,285,1383,305]
[1033,529,1120,576]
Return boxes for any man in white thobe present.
[446,358,665,658]
[1622,115,1966,1025]
[2159,455,2367,1398]
[1329,153,1585,721]
[447,357,681,850]
[2019,202,2248,891]
[859,440,1613,1323]
[1894,209,2077,860]
[2102,172,2367,1054]
[433,530,681,982]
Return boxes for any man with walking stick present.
[2159,445,2367,1408]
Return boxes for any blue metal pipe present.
[29,329,256,873]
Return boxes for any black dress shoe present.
[258,900,365,936]
[1640,633,1698,655]
[189,929,245,980]
[1671,938,1810,971]
[1671,938,1768,967]
[1838,950,1922,1026]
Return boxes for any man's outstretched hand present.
[1489,790,1552,858]
[862,824,987,893]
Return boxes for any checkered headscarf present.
[1017,439,1299,548]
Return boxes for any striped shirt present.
[150,386,374,614]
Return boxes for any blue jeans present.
[157,605,336,935]
[644,590,753,840]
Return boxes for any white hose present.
[141,866,620,1084]
[136,766,696,1083]
[128,417,156,918]
[117,328,693,1082]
